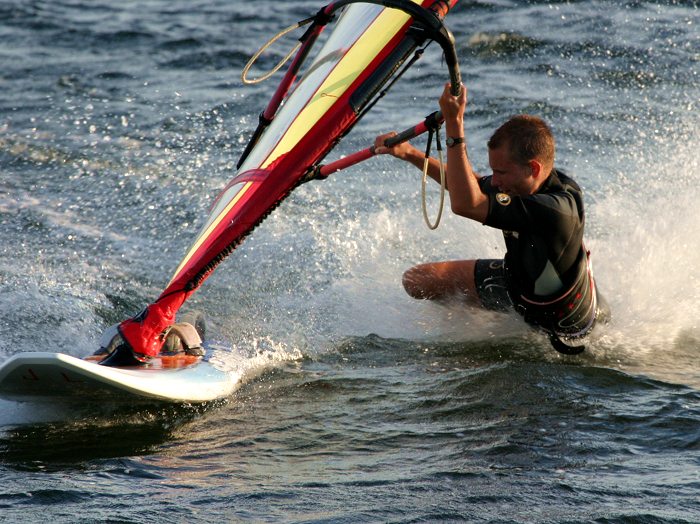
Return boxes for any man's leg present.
[402,260,479,304]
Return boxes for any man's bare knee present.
[402,260,479,302]
[402,264,444,300]
[402,266,426,299]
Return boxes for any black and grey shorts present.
[474,259,513,312]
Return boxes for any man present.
[375,83,609,353]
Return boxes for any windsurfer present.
[374,82,609,352]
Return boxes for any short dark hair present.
[487,115,555,169]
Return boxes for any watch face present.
[446,137,463,147]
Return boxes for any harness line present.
[420,126,446,230]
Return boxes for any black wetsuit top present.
[479,169,589,321]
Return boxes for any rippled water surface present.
[1,1,699,522]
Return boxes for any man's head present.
[487,115,555,196]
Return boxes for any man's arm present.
[438,83,489,224]
[374,83,489,224]
[373,134,449,187]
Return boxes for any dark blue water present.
[1,0,699,522]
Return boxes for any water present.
[1,0,699,521]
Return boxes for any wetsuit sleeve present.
[483,186,580,234]
[478,176,495,219]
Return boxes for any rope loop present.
[241,19,312,85]
[421,125,446,230]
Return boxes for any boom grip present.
[383,110,443,148]
[449,63,462,96]
[384,126,423,148]
[441,26,461,96]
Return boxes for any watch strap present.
[446,136,465,147]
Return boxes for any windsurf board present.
[0,351,237,404]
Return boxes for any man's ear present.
[528,159,544,179]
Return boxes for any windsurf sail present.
[110,0,461,360]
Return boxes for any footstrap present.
[165,322,202,351]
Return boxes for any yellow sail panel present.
[260,6,414,169]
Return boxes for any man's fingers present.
[374,131,398,154]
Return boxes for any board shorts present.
[475,257,610,348]
[474,259,513,311]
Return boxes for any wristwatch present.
[446,136,465,148]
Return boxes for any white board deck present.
[0,352,237,404]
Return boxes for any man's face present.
[488,145,539,196]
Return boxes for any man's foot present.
[548,332,586,355]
